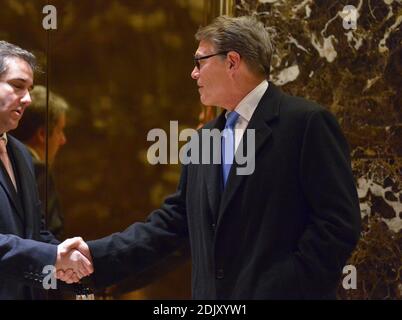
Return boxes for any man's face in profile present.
[191,40,230,109]
[0,57,33,133]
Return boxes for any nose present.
[191,66,199,80]
[20,90,32,107]
[60,132,67,146]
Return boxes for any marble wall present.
[235,0,401,299]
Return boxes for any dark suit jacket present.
[88,83,361,299]
[0,135,58,300]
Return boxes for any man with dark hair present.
[67,16,361,299]
[12,85,68,239]
[0,40,92,299]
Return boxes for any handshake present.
[55,237,93,284]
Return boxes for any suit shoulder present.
[8,135,32,158]
[278,92,339,126]
[281,92,325,115]
[8,134,35,169]
[8,134,27,150]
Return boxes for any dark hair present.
[0,40,38,77]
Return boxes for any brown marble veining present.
[236,0,401,299]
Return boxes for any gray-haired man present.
[68,16,361,299]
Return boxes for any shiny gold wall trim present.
[203,0,235,24]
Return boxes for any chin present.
[7,123,19,132]
[199,95,206,105]
[200,96,214,107]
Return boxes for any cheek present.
[48,135,58,148]
[56,132,65,146]
[0,110,12,124]
[0,102,10,112]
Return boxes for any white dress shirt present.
[225,80,269,151]
[0,132,7,144]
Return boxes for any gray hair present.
[195,15,273,78]
[11,85,69,141]
[0,40,38,78]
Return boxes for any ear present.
[36,127,46,144]
[226,51,241,72]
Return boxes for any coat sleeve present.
[0,233,57,285]
[87,165,189,289]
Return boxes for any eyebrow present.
[10,77,27,84]
[194,51,204,58]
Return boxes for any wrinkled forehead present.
[194,39,217,57]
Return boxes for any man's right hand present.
[56,237,94,284]
[0,82,18,109]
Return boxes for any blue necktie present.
[222,111,240,187]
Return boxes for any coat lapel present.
[203,111,226,222]
[0,144,25,224]
[8,137,37,239]
[216,83,283,229]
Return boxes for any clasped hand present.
[55,237,93,284]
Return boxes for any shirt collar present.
[226,80,269,123]
[0,132,8,145]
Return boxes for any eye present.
[8,80,29,90]
[10,83,24,91]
